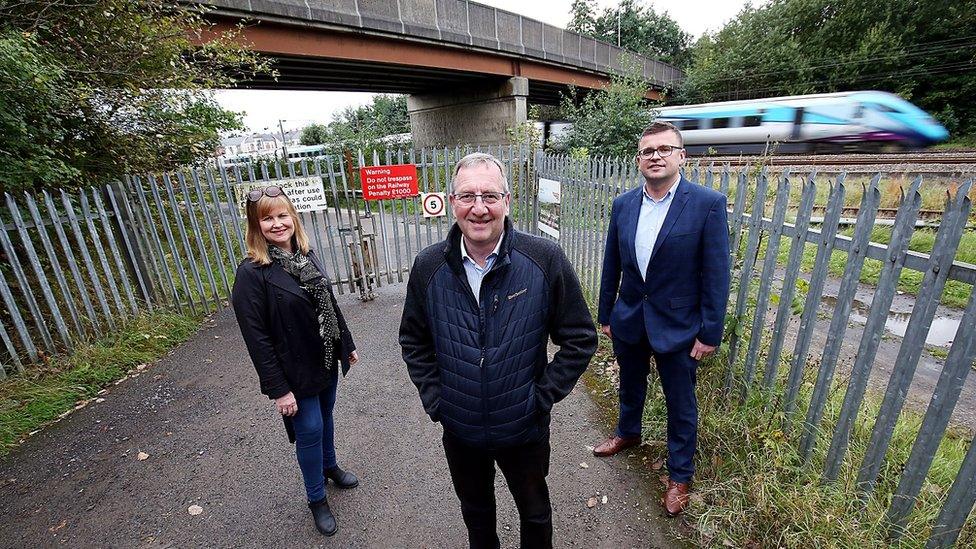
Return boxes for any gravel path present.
[0,282,679,548]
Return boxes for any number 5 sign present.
[421,192,447,218]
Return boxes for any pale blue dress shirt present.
[635,179,679,280]
[460,232,504,304]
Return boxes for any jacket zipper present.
[479,282,490,447]
[478,262,503,448]
[456,256,505,448]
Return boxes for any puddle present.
[821,295,960,347]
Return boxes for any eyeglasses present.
[637,145,683,159]
[246,185,285,202]
[452,192,508,205]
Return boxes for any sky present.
[214,0,756,133]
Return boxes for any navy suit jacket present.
[597,176,731,353]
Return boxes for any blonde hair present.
[244,192,310,265]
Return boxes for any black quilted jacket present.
[399,219,597,448]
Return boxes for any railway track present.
[813,205,946,220]
[691,151,976,167]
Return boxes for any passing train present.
[655,91,949,154]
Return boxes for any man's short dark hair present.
[640,121,683,147]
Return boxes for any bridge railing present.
[534,153,976,546]
[199,0,682,86]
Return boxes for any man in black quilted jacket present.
[400,152,597,549]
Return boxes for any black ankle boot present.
[308,497,337,536]
[325,465,359,489]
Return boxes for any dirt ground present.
[0,283,681,548]
[779,273,975,431]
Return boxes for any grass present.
[762,226,976,309]
[719,170,976,308]
[727,181,976,308]
[0,310,201,456]
[583,334,975,548]
[930,136,976,151]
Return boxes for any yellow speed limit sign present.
[421,192,447,218]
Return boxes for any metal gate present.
[0,145,537,374]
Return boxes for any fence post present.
[856,179,974,501]
[0,197,57,352]
[762,173,817,389]
[798,174,882,464]
[728,171,748,269]
[888,275,976,537]
[924,433,976,548]
[783,173,846,422]
[823,176,923,481]
[741,170,791,397]
[105,181,156,307]
[5,193,72,348]
[724,167,770,391]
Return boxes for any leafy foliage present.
[678,0,976,136]
[554,69,657,158]
[0,0,269,192]
[567,0,692,68]
[300,95,410,152]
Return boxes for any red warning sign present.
[360,164,419,200]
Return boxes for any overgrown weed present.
[0,310,200,455]
[584,333,974,547]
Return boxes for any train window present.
[670,120,683,130]
[874,104,899,113]
[743,115,763,127]
[711,117,730,129]
[682,119,701,130]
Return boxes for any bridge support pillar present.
[407,77,528,148]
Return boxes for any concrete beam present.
[202,18,655,96]
[196,0,684,89]
[407,77,528,148]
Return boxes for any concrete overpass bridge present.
[197,0,684,146]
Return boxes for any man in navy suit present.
[592,121,730,516]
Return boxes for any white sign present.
[235,176,329,219]
[537,177,561,239]
[421,192,447,218]
[538,178,561,204]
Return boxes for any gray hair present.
[452,152,509,193]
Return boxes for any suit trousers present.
[613,333,699,483]
[442,431,552,549]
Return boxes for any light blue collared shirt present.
[635,178,679,280]
[460,233,504,304]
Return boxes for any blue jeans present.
[614,334,699,483]
[291,373,339,503]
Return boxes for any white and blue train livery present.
[656,91,949,154]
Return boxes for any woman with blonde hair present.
[231,185,359,536]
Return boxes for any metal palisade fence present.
[2,146,975,544]
[0,145,536,378]
[537,154,976,547]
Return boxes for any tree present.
[0,0,268,192]
[300,95,410,151]
[555,68,657,158]
[678,0,976,137]
[567,0,596,36]
[568,0,692,68]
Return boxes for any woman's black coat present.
[232,250,356,403]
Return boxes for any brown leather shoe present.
[592,435,640,457]
[661,479,691,516]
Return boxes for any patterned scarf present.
[268,245,341,372]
